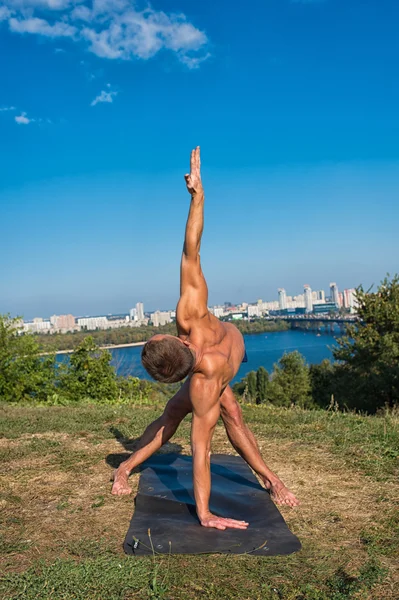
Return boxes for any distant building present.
[316,289,326,302]
[278,288,287,310]
[213,306,225,319]
[304,285,313,313]
[136,302,145,321]
[262,300,279,311]
[50,314,76,331]
[330,283,340,307]
[343,288,358,313]
[151,311,172,327]
[77,316,108,330]
[313,302,338,315]
[247,305,261,318]
[129,308,138,322]
[24,320,51,333]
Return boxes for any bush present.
[234,351,313,408]
[0,315,57,403]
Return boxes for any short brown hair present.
[141,337,194,383]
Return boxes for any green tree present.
[59,336,118,403]
[246,371,257,403]
[267,351,313,408]
[0,314,56,403]
[256,366,269,404]
[309,359,335,408]
[333,275,399,412]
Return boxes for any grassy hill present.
[0,403,398,599]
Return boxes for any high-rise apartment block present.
[304,285,313,312]
[278,288,287,310]
[247,305,261,318]
[330,283,340,307]
[136,302,145,321]
[77,316,108,330]
[151,311,172,327]
[50,314,76,331]
[213,306,225,319]
[343,288,358,312]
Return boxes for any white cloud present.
[0,105,16,111]
[0,6,11,21]
[15,111,32,124]
[9,17,77,38]
[1,1,210,68]
[90,89,117,106]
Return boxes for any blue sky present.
[1,0,398,319]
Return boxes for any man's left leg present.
[220,386,299,507]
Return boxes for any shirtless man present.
[112,147,299,530]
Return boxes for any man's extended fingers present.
[196,146,201,171]
[190,149,195,174]
[220,518,249,529]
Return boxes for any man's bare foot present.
[263,479,300,508]
[111,467,132,496]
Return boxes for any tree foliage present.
[267,351,313,408]
[234,351,312,408]
[0,316,150,405]
[332,275,399,411]
[0,315,57,403]
[256,366,269,403]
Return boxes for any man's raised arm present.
[178,147,208,323]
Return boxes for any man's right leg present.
[111,379,192,495]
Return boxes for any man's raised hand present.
[184,146,203,196]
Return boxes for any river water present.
[109,329,338,384]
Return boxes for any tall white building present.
[129,308,138,321]
[316,289,326,302]
[330,283,339,307]
[304,285,313,312]
[278,288,287,310]
[136,302,144,321]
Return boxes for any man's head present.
[141,335,195,383]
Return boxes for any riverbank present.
[36,319,290,354]
[53,341,146,356]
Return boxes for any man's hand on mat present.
[184,146,203,196]
[200,513,249,530]
[111,467,132,496]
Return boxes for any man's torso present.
[178,313,245,390]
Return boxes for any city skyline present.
[16,279,357,326]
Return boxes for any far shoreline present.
[52,341,146,356]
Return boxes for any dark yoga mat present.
[123,453,301,556]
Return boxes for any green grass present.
[0,402,398,599]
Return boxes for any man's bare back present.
[111,147,299,529]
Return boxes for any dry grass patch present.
[0,404,398,599]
